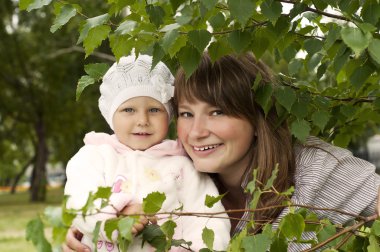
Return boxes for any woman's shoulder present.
[295,136,352,167]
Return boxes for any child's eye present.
[211,110,224,116]
[149,108,161,113]
[123,108,134,113]
[179,112,193,118]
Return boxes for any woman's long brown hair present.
[173,53,295,230]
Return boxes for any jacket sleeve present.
[64,145,134,241]
[175,158,231,251]
[294,143,380,225]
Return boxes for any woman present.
[64,53,380,251]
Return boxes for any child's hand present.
[119,203,157,235]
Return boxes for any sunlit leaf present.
[202,227,215,250]
[83,25,110,57]
[341,27,372,57]
[78,14,110,44]
[50,4,76,33]
[142,191,166,214]
[279,213,305,240]
[76,75,95,101]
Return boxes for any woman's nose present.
[189,116,209,138]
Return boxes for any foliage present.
[20,0,380,251]
[19,0,380,146]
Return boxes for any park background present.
[2,0,380,251]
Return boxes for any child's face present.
[113,96,169,150]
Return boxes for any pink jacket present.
[65,132,230,251]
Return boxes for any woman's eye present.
[149,108,160,113]
[211,110,224,116]
[123,108,134,113]
[179,112,193,118]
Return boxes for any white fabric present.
[64,136,230,251]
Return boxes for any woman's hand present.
[62,227,91,252]
[119,203,157,235]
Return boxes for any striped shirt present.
[233,136,380,251]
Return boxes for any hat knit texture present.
[99,55,175,130]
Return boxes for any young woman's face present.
[113,96,169,150]
[177,98,255,181]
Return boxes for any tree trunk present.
[10,156,35,194]
[30,115,48,202]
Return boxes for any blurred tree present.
[0,0,109,201]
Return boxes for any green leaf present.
[311,110,330,131]
[177,45,201,78]
[270,234,288,251]
[368,235,380,252]
[205,193,226,208]
[333,132,351,148]
[208,40,233,63]
[316,221,338,247]
[83,25,111,57]
[227,228,247,251]
[26,217,52,252]
[304,38,323,55]
[291,99,309,119]
[279,213,305,240]
[141,224,167,250]
[371,220,380,236]
[202,227,215,250]
[50,4,76,33]
[23,0,52,11]
[109,34,133,61]
[170,0,184,12]
[251,28,271,59]
[78,14,110,44]
[209,12,225,30]
[152,43,166,70]
[261,0,282,24]
[264,163,279,190]
[93,186,112,200]
[118,217,134,241]
[145,4,165,28]
[255,84,273,116]
[290,120,311,142]
[19,0,33,10]
[161,29,179,52]
[241,233,272,252]
[188,30,212,53]
[368,39,380,65]
[324,24,341,50]
[161,220,177,239]
[201,0,218,10]
[104,218,119,241]
[76,75,95,101]
[227,30,251,54]
[341,26,372,57]
[115,20,137,35]
[227,0,255,26]
[84,63,109,81]
[92,221,101,247]
[274,86,296,112]
[349,63,374,90]
[288,58,303,76]
[143,191,166,214]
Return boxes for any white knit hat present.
[99,55,175,130]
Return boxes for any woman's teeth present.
[194,144,220,151]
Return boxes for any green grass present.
[0,188,64,252]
